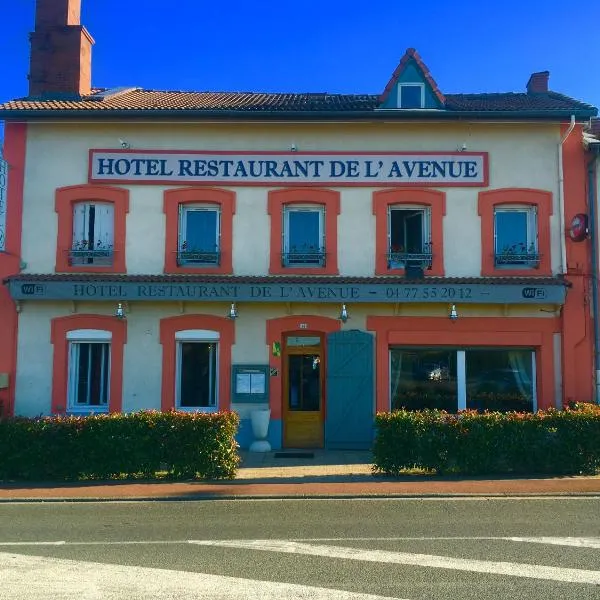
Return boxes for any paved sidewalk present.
[1,450,599,501]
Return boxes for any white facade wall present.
[14,300,556,416]
[13,120,565,416]
[21,121,562,278]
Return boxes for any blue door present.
[325,330,375,450]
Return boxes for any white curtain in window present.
[507,350,533,399]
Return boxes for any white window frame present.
[494,205,538,268]
[398,83,425,109]
[282,204,325,267]
[178,204,221,262]
[387,205,431,268]
[175,329,220,412]
[388,347,537,412]
[67,329,112,413]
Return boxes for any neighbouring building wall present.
[0,123,27,417]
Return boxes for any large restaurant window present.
[390,347,536,412]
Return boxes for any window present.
[494,207,539,268]
[65,328,113,412]
[390,347,536,413]
[68,342,110,409]
[178,205,221,266]
[163,188,235,274]
[398,84,424,109]
[478,188,552,276]
[268,188,340,275]
[176,341,218,409]
[283,205,325,267]
[373,189,445,276]
[70,202,114,266]
[388,206,432,270]
[160,317,234,412]
[51,317,126,415]
[55,185,129,273]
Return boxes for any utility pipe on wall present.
[588,149,600,404]
[557,115,576,274]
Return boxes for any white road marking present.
[0,552,404,600]
[293,536,600,546]
[508,537,600,549]
[190,539,600,585]
[0,536,599,548]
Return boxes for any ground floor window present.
[390,347,535,412]
[68,342,110,409]
[176,340,218,409]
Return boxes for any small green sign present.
[272,341,281,357]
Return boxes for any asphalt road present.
[1,497,599,599]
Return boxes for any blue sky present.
[1,0,599,119]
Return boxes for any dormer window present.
[398,84,424,109]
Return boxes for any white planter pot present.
[249,408,271,452]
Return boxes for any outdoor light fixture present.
[339,304,349,323]
[449,304,458,321]
[228,303,239,320]
[115,302,126,320]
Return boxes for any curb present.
[1,492,600,503]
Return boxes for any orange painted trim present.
[372,188,446,276]
[561,124,594,404]
[88,149,489,188]
[266,315,341,420]
[159,314,235,412]
[0,122,27,417]
[50,315,127,414]
[478,188,553,276]
[163,187,236,274]
[268,188,340,275]
[55,184,129,273]
[367,316,560,413]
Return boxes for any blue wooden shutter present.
[325,330,375,450]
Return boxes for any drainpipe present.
[558,115,576,274]
[588,148,600,403]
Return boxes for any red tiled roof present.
[379,48,446,105]
[0,89,595,116]
[3,274,569,286]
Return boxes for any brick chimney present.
[526,71,550,94]
[28,0,94,98]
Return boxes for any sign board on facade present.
[88,150,489,187]
[231,365,270,403]
[8,279,567,305]
[0,149,7,251]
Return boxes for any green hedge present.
[373,403,600,476]
[0,410,240,481]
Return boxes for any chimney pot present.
[527,71,550,94]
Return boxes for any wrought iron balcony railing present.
[282,247,326,267]
[68,248,114,266]
[494,251,540,267]
[387,243,433,270]
[177,250,221,266]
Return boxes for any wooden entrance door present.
[283,339,324,448]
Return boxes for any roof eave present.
[0,108,596,121]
